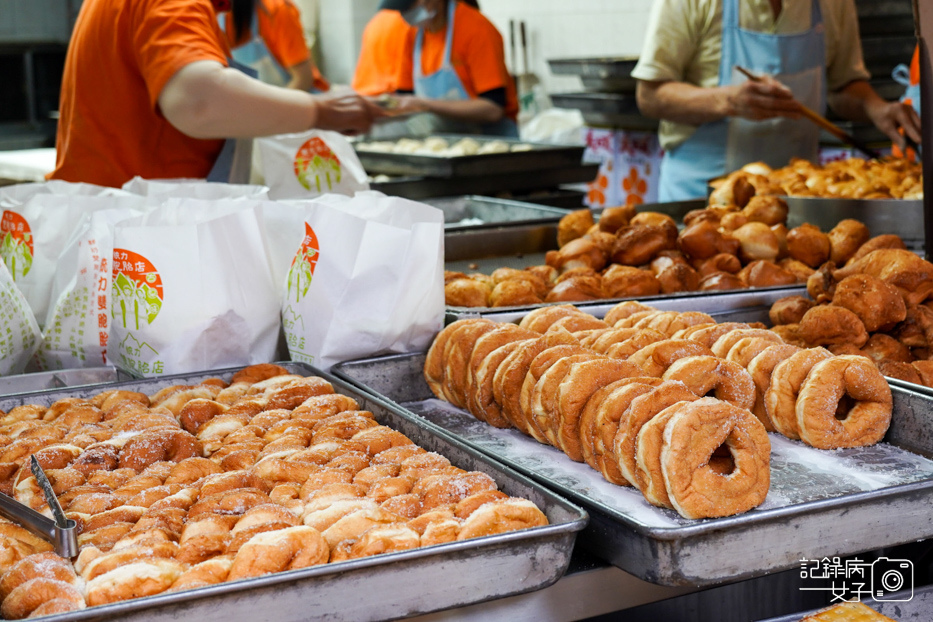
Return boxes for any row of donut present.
[0,364,548,618]
[423,302,894,517]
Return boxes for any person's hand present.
[367,94,430,117]
[726,75,801,121]
[313,90,385,135]
[865,99,922,150]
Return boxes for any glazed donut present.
[0,552,79,600]
[168,557,232,592]
[118,428,202,471]
[660,397,771,519]
[603,328,667,360]
[85,558,186,606]
[625,339,714,377]
[550,358,643,461]
[580,377,664,484]
[765,347,833,439]
[1,577,86,619]
[710,328,783,359]
[456,498,548,541]
[613,381,700,484]
[661,356,756,410]
[603,301,657,327]
[725,337,785,369]
[795,355,893,448]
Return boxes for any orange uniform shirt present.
[396,2,518,120]
[51,0,229,187]
[352,10,413,96]
[224,0,309,70]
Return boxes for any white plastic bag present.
[278,191,444,370]
[121,177,270,200]
[256,130,369,200]
[36,204,153,370]
[0,193,147,327]
[0,260,41,376]
[109,200,281,377]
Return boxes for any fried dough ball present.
[831,274,907,332]
[786,224,831,268]
[777,258,814,282]
[719,212,749,233]
[876,360,922,384]
[806,261,837,304]
[489,280,543,307]
[699,272,745,291]
[682,208,721,228]
[769,295,815,326]
[445,278,489,308]
[834,249,933,306]
[732,222,780,262]
[797,305,869,348]
[557,209,595,247]
[737,260,797,288]
[656,262,701,294]
[890,304,933,349]
[677,221,740,261]
[861,334,914,364]
[741,195,788,226]
[695,253,742,277]
[545,238,608,272]
[611,225,676,266]
[709,172,757,207]
[597,205,635,234]
[847,234,907,265]
[827,219,871,265]
[601,265,661,298]
[544,275,603,303]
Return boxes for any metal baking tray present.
[0,363,587,622]
[548,57,639,91]
[355,135,586,178]
[783,197,924,246]
[760,586,933,621]
[550,93,658,130]
[0,366,131,395]
[333,352,933,588]
[425,195,568,231]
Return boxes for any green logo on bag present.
[294,137,342,192]
[0,211,34,280]
[286,223,319,302]
[111,249,163,330]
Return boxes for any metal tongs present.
[0,456,78,557]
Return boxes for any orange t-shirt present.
[224,0,309,70]
[352,10,413,96]
[51,0,229,187]
[396,2,518,120]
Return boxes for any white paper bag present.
[36,205,152,370]
[121,177,269,200]
[0,194,148,327]
[0,260,41,376]
[110,200,281,377]
[256,130,369,200]
[0,180,129,208]
[278,192,444,370]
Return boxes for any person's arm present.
[636,75,801,125]
[284,58,316,91]
[158,60,380,138]
[828,80,921,149]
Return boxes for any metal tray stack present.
[783,196,925,248]
[425,195,568,231]
[0,366,131,395]
[0,363,587,622]
[334,351,933,588]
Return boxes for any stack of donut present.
[769,244,933,389]
[0,364,548,619]
[425,301,894,519]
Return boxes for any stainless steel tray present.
[0,366,130,395]
[781,196,924,246]
[355,135,586,178]
[549,93,657,131]
[0,363,587,622]
[425,195,568,231]
[759,585,933,621]
[370,165,599,201]
[333,352,933,587]
[548,57,639,92]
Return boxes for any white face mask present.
[401,5,437,27]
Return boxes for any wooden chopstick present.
[734,65,881,160]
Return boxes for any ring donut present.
[633,403,682,508]
[528,351,607,446]
[746,344,801,431]
[710,328,783,359]
[625,339,714,377]
[765,347,833,439]
[118,428,202,471]
[518,304,589,333]
[795,355,893,448]
[725,337,784,369]
[660,397,771,519]
[424,319,488,400]
[613,381,700,484]
[676,322,756,349]
[661,355,755,410]
[603,301,657,327]
[443,320,501,409]
[603,328,667,360]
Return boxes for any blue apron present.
[892,63,921,116]
[231,5,291,87]
[659,0,827,201]
[207,57,257,183]
[413,1,518,137]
